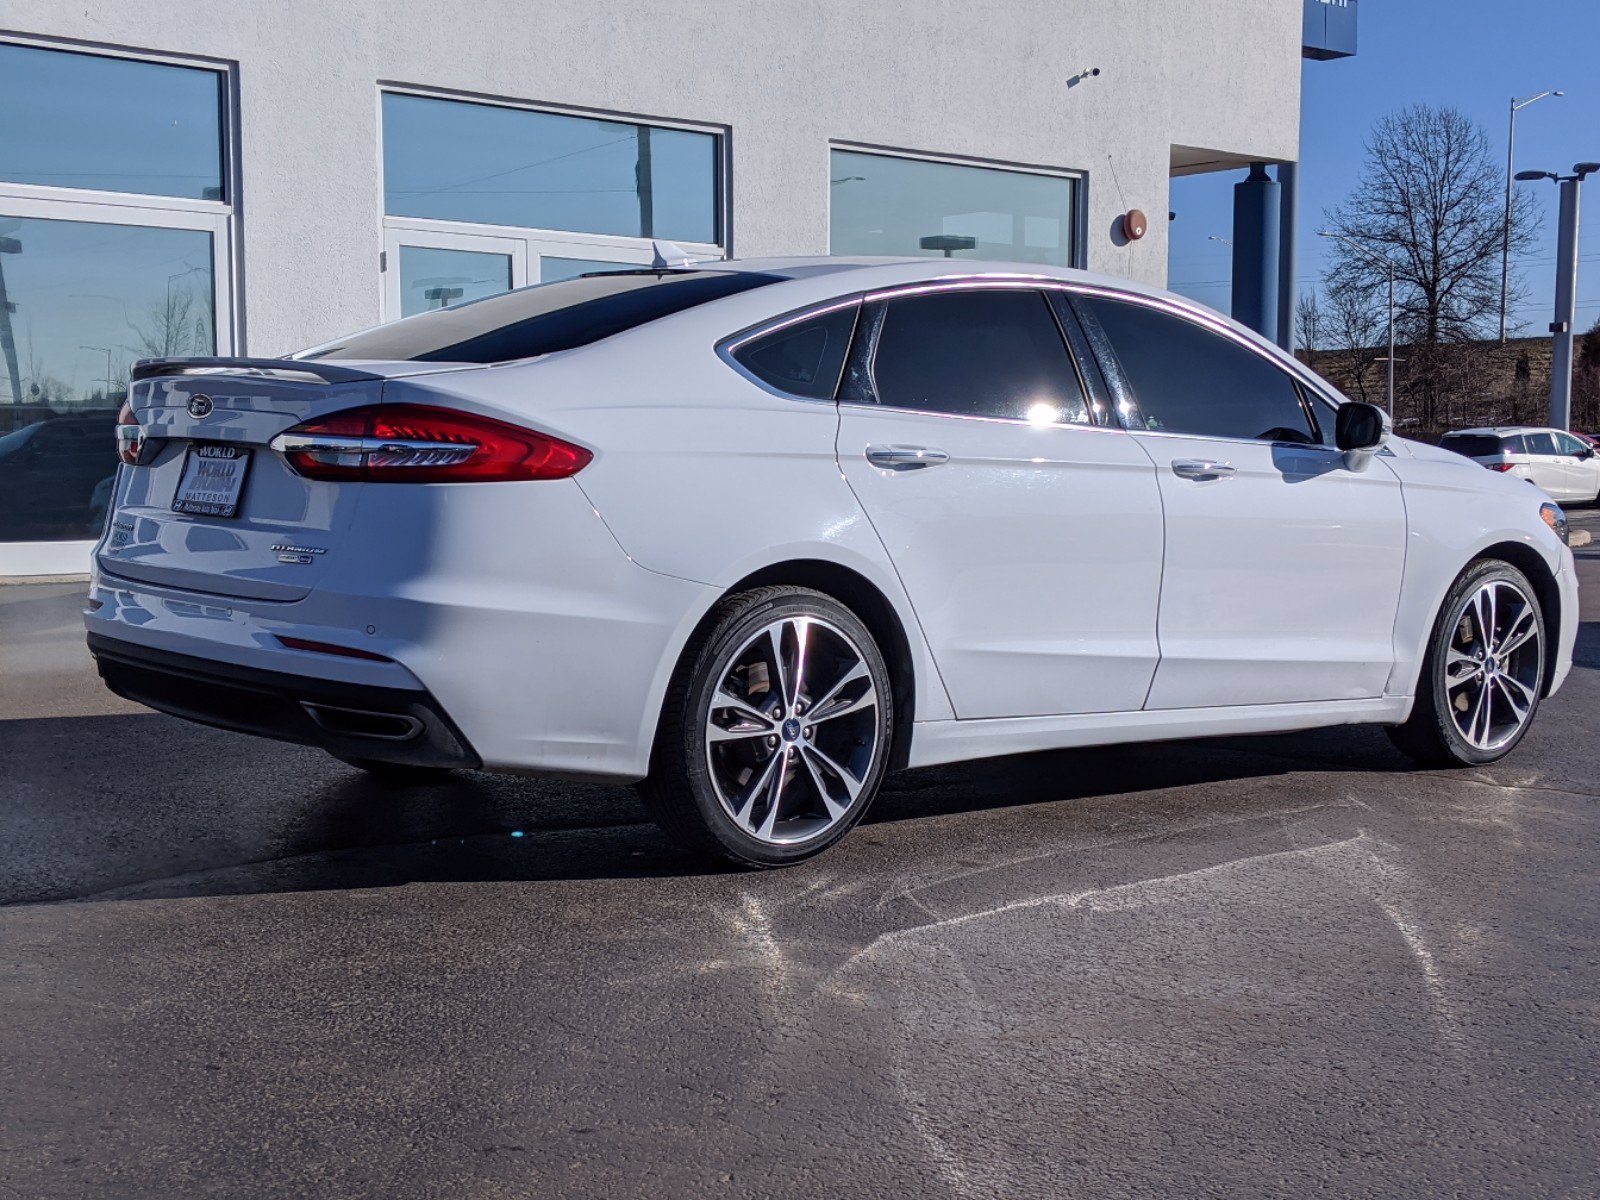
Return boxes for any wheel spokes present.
[705,614,881,846]
[1496,605,1536,657]
[1445,646,1482,687]
[708,688,777,743]
[1447,579,1541,753]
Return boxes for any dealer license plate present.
[172,443,252,518]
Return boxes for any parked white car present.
[87,258,1580,865]
[1440,426,1600,504]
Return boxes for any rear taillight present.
[115,401,144,466]
[1487,462,1516,472]
[269,404,591,483]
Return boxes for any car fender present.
[1385,448,1570,698]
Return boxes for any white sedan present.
[87,257,1580,866]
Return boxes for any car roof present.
[1445,426,1552,436]
[700,254,1180,303]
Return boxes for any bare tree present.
[130,284,200,361]
[1322,279,1387,404]
[1574,315,1600,433]
[1295,290,1325,371]
[1325,104,1540,429]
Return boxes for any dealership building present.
[0,1,1354,576]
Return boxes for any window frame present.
[827,143,1087,270]
[0,36,239,578]
[1066,285,1338,449]
[862,286,1098,427]
[377,86,729,320]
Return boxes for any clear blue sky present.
[1168,0,1600,339]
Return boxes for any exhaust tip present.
[301,702,422,741]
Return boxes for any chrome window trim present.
[715,297,865,403]
[717,274,1361,442]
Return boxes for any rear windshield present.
[302,269,781,363]
[1440,434,1503,458]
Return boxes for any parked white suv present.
[86,259,1580,866]
[1441,426,1600,504]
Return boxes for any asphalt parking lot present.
[3,511,1598,1199]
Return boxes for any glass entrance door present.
[0,201,232,576]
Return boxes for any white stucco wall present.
[4,1,1302,355]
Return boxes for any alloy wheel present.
[1443,578,1542,752]
[703,615,881,845]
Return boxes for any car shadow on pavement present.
[4,706,1413,907]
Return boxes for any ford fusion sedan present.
[87,258,1579,866]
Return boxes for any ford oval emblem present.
[188,394,213,418]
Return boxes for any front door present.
[835,286,1165,719]
[1073,292,1407,710]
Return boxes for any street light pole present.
[1516,162,1597,432]
[1318,230,1398,416]
[1502,90,1563,344]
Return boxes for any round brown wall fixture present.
[1121,209,1148,241]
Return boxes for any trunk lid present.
[99,363,395,601]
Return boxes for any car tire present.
[329,753,455,784]
[639,586,894,867]
[1387,558,1546,767]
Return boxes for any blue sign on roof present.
[1303,0,1358,60]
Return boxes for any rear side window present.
[302,269,781,363]
[1441,434,1505,458]
[867,289,1090,424]
[731,305,859,400]
[1079,295,1319,444]
[1523,432,1559,456]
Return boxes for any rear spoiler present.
[131,357,383,385]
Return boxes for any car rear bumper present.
[89,633,482,768]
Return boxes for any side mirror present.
[1335,402,1389,453]
[1577,446,1594,460]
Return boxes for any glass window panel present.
[830,150,1076,266]
[0,44,226,201]
[1081,296,1317,444]
[733,304,859,401]
[869,290,1089,423]
[539,256,641,284]
[306,270,778,364]
[1523,432,1559,456]
[398,246,512,317]
[0,214,216,542]
[383,93,718,244]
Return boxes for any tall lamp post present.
[1516,161,1598,431]
[1318,230,1398,417]
[1502,90,1563,343]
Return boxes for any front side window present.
[866,289,1090,424]
[1079,296,1318,444]
[304,269,778,363]
[829,149,1077,267]
[730,305,859,400]
[1554,432,1588,456]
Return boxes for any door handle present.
[865,444,950,471]
[1171,458,1237,481]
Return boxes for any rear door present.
[100,368,389,600]
[1073,291,1407,710]
[835,285,1164,719]
[1519,431,1567,498]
